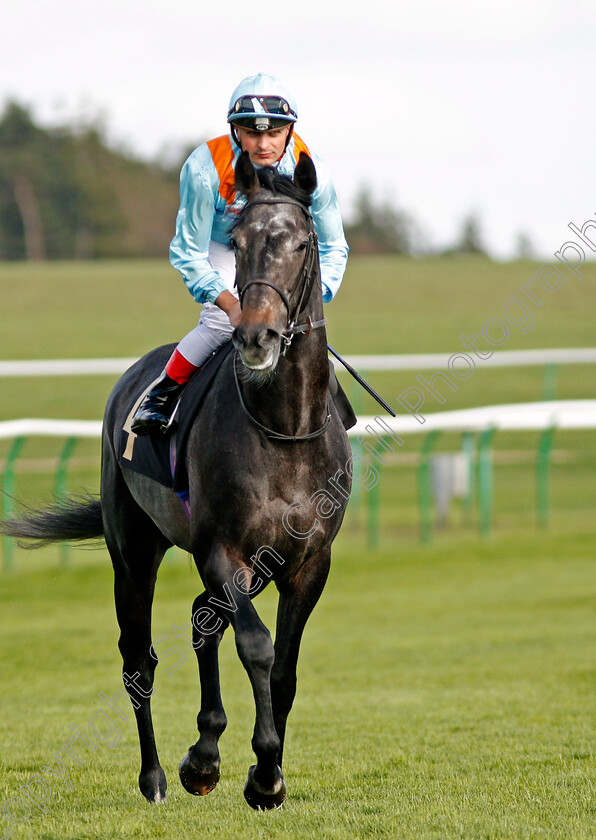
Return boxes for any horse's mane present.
[255,167,313,208]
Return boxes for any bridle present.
[233,194,331,442]
[235,196,327,350]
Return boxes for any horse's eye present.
[230,238,238,250]
[296,241,308,252]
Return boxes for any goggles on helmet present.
[228,95,297,124]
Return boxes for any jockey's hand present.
[228,303,242,328]
[215,290,242,327]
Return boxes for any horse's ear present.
[235,151,259,199]
[294,152,317,196]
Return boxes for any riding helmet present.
[227,73,298,133]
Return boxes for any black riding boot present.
[131,371,185,436]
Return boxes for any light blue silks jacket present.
[169,135,349,306]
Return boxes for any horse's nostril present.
[256,328,280,349]
[234,325,280,352]
[232,325,248,350]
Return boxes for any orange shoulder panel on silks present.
[291,133,311,163]
[207,134,312,204]
[207,135,237,204]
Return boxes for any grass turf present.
[0,256,595,837]
[0,528,595,839]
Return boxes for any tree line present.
[0,101,524,261]
[0,102,179,260]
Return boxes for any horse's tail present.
[0,494,104,547]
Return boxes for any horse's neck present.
[284,325,329,407]
[244,299,329,437]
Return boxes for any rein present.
[233,356,331,442]
[233,194,330,442]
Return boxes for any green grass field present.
[1,532,595,840]
[0,256,595,838]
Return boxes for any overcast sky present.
[3,0,595,258]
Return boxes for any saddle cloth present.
[118,342,234,492]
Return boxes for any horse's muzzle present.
[232,324,281,370]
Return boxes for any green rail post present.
[2,436,26,572]
[541,363,559,401]
[55,436,78,566]
[365,437,387,550]
[461,430,476,526]
[537,424,556,530]
[477,426,496,537]
[348,372,367,511]
[418,430,441,544]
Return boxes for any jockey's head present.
[227,73,297,166]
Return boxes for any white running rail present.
[2,401,596,441]
[1,348,596,377]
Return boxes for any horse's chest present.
[204,436,346,518]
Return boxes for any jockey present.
[132,72,349,435]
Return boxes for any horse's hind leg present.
[103,462,170,803]
[112,553,168,802]
[178,591,229,796]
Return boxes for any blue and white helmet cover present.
[227,73,298,126]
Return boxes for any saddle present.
[118,342,356,494]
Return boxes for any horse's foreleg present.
[271,548,331,767]
[200,549,285,810]
[178,591,229,796]
[236,601,286,811]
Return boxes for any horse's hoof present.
[139,767,167,803]
[146,790,167,804]
[243,764,286,810]
[178,751,220,796]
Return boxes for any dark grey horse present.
[1,152,352,810]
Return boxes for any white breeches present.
[177,241,237,368]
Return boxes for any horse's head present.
[231,151,318,371]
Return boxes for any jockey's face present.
[235,125,292,167]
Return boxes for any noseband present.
[236,196,327,345]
